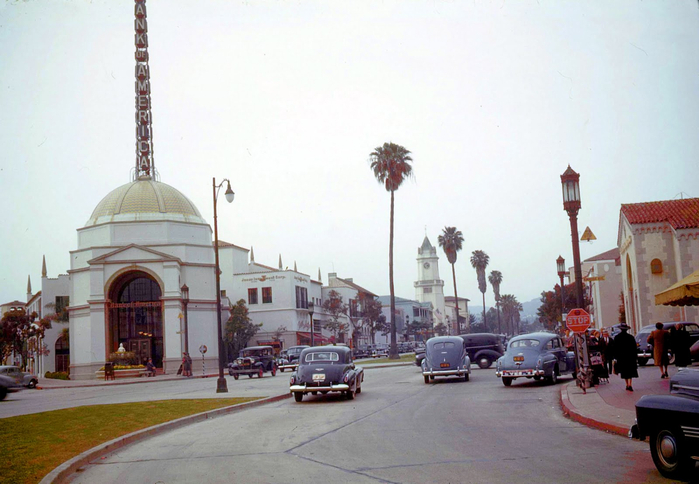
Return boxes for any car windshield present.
[288,348,303,355]
[510,339,540,349]
[433,342,456,350]
[242,350,262,357]
[305,352,340,363]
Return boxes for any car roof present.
[288,345,309,349]
[243,346,273,351]
[509,332,557,343]
[303,345,351,354]
[426,336,464,346]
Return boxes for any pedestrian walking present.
[600,329,614,377]
[670,323,692,368]
[613,323,638,391]
[647,322,670,378]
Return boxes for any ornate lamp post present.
[556,255,566,326]
[560,166,590,388]
[213,177,235,393]
[308,300,315,347]
[181,284,190,355]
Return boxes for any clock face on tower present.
[423,262,430,269]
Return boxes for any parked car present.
[458,333,505,369]
[290,346,363,402]
[278,345,309,372]
[372,344,389,358]
[636,322,699,366]
[0,374,22,401]
[228,346,277,379]
[415,348,426,367]
[0,365,38,389]
[352,348,370,359]
[421,336,471,383]
[630,368,699,479]
[496,332,576,386]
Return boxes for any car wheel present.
[502,377,513,387]
[294,392,303,402]
[233,374,239,380]
[271,366,277,377]
[280,368,285,373]
[650,427,693,479]
[546,368,558,385]
[28,379,37,389]
[248,373,254,379]
[424,375,430,384]
[0,387,7,401]
[346,387,355,400]
[228,369,234,376]
[464,373,470,382]
[477,357,491,369]
[258,369,264,378]
[638,358,649,366]
[356,378,362,394]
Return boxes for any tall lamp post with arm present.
[212,177,235,393]
[308,300,315,347]
[556,256,566,329]
[181,284,190,355]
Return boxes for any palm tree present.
[500,294,523,335]
[470,250,490,328]
[438,227,464,335]
[369,142,414,359]
[488,270,503,334]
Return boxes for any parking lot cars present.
[0,365,38,389]
[496,332,575,386]
[290,346,363,402]
[228,346,277,379]
[636,322,699,366]
[278,345,309,372]
[0,374,22,401]
[421,336,471,383]
[630,368,699,479]
[458,333,505,369]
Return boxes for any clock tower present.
[414,236,446,326]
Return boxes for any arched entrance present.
[107,271,164,367]
[55,334,69,373]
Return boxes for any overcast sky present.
[1,0,698,310]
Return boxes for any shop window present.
[262,287,273,304]
[650,259,663,275]
[248,288,258,305]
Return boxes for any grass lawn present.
[0,397,260,484]
[359,353,415,365]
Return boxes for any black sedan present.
[630,368,699,479]
[496,332,575,386]
[290,346,363,402]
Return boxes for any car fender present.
[473,349,501,362]
[540,355,557,373]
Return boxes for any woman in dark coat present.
[613,323,638,391]
[670,323,692,368]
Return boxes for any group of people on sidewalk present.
[566,322,693,392]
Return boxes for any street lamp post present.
[212,177,235,393]
[556,256,566,327]
[308,300,315,347]
[181,284,190,355]
[560,166,590,389]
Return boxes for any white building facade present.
[414,236,446,328]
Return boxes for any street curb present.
[39,392,291,484]
[559,382,629,437]
[35,373,222,390]
[360,362,414,370]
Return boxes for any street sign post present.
[566,308,590,333]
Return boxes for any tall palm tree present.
[438,227,464,335]
[488,270,503,334]
[470,250,490,328]
[369,142,413,359]
[500,294,523,335]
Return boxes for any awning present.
[655,269,699,306]
[296,332,330,344]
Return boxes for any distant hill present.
[469,296,542,322]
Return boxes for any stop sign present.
[566,308,591,333]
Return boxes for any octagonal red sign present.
[566,308,591,333]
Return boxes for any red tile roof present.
[621,198,699,230]
[584,248,620,263]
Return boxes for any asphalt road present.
[62,365,671,484]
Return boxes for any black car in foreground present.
[290,346,363,402]
[630,368,699,479]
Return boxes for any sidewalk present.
[560,363,688,436]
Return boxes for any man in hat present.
[613,323,638,391]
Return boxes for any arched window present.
[650,258,663,275]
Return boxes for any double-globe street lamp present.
[213,177,235,393]
[560,166,590,387]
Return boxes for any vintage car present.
[630,368,699,479]
[278,345,309,372]
[228,346,277,379]
[421,336,471,383]
[0,374,22,401]
[289,346,363,402]
[0,365,38,389]
[458,333,505,369]
[636,322,699,366]
[496,332,575,386]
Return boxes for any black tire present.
[258,369,264,378]
[233,374,239,380]
[228,369,234,376]
[294,392,303,402]
[248,373,254,379]
[650,427,694,479]
[464,373,470,382]
[546,368,558,385]
[638,358,649,366]
[424,375,430,384]
[0,387,7,401]
[356,377,362,394]
[271,366,277,377]
[502,377,513,387]
[346,387,355,400]
[28,379,37,389]
[477,357,492,369]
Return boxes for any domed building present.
[68,175,223,380]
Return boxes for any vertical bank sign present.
[135,0,153,178]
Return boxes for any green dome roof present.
[86,178,206,227]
